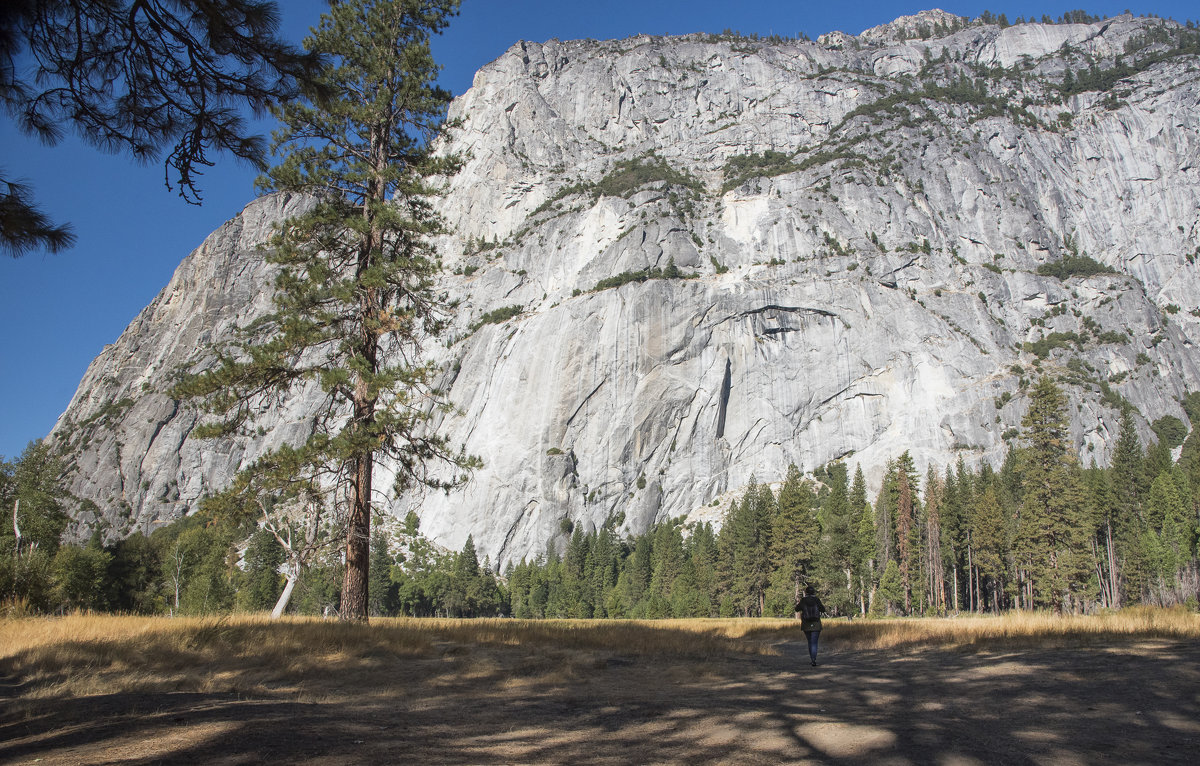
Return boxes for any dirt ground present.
[2,638,1198,765]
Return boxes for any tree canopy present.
[1,0,320,257]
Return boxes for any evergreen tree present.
[940,460,970,612]
[895,460,916,613]
[368,528,397,616]
[590,526,621,616]
[391,519,450,617]
[1144,468,1196,604]
[1083,465,1121,608]
[239,527,285,611]
[648,521,685,616]
[686,522,719,617]
[446,534,481,617]
[879,559,904,615]
[849,465,877,615]
[970,484,1007,612]
[768,464,818,612]
[175,0,471,621]
[724,480,774,616]
[562,527,594,617]
[923,465,947,614]
[1016,377,1092,611]
[1111,408,1151,602]
[104,532,164,614]
[875,459,899,571]
[817,462,854,612]
[1144,440,1173,487]
[1178,398,1200,496]
[849,465,869,523]
[627,533,653,611]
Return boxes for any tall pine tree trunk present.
[342,135,387,622]
[343,450,374,620]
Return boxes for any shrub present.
[721,150,799,192]
[1037,254,1112,280]
[1024,331,1082,359]
[595,155,704,198]
[590,258,698,293]
[469,304,523,332]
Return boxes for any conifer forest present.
[4,377,1198,619]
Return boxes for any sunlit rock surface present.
[52,13,1200,565]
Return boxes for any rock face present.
[51,13,1200,566]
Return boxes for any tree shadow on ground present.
[2,633,1198,764]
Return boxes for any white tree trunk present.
[271,569,299,619]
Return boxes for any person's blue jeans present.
[804,630,820,663]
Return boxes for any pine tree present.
[970,484,1006,612]
[1016,377,1092,612]
[175,0,472,621]
[1110,408,1151,602]
[721,479,773,616]
[446,535,481,617]
[940,460,970,612]
[875,459,899,571]
[817,462,854,612]
[879,559,903,615]
[923,465,947,614]
[368,529,396,616]
[1144,468,1196,604]
[768,464,818,611]
[687,522,718,617]
[649,521,685,615]
[895,461,915,613]
[850,464,878,615]
[1083,465,1121,608]
[628,534,653,611]
[239,527,285,611]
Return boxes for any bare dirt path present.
[2,639,1198,764]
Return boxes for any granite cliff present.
[51,11,1200,565]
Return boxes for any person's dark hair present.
[804,585,816,595]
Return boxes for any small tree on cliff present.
[175,0,473,621]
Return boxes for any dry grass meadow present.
[2,609,1199,764]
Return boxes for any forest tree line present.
[3,377,1198,618]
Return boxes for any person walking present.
[796,585,825,666]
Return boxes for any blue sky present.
[1,1,1196,460]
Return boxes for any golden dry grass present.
[818,606,1200,651]
[3,610,1200,765]
[2,607,1197,708]
[0,614,777,712]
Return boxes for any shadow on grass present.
[1,622,1198,764]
